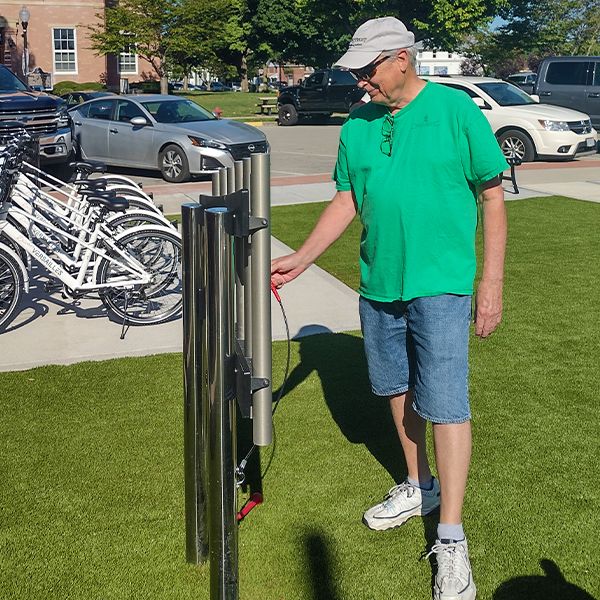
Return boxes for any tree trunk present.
[160,75,169,95]
[241,51,249,92]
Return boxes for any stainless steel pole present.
[233,161,245,342]
[226,165,235,194]
[250,153,272,446]
[213,169,223,196]
[205,207,238,600]
[182,203,209,564]
[234,161,244,191]
[219,168,228,196]
[242,158,253,356]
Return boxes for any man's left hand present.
[474,278,503,338]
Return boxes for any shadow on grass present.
[301,529,341,600]
[494,559,597,600]
[274,329,407,483]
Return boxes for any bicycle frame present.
[0,218,153,292]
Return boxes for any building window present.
[434,65,448,75]
[119,47,137,74]
[419,65,431,75]
[432,49,437,58]
[53,28,77,73]
[448,53,453,58]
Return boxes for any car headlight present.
[188,136,227,150]
[538,120,570,132]
[58,109,70,127]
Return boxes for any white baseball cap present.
[333,17,416,70]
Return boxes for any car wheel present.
[278,104,298,126]
[159,144,190,183]
[498,130,535,162]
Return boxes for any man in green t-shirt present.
[271,16,508,600]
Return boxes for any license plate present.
[586,137,595,148]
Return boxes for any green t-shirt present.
[333,80,509,302]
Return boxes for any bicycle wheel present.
[0,247,23,330]
[97,227,182,325]
[105,210,175,232]
[113,194,161,214]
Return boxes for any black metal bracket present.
[233,338,270,418]
[198,190,268,239]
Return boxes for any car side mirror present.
[529,94,540,103]
[130,116,148,126]
[472,97,490,110]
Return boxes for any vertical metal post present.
[212,169,222,196]
[226,166,235,194]
[242,158,253,355]
[219,168,228,195]
[205,208,238,600]
[182,203,209,564]
[250,153,272,446]
[234,161,245,342]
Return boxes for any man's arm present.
[475,178,507,338]
[271,190,357,287]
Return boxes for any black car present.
[60,91,116,108]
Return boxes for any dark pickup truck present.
[277,69,365,125]
[0,65,73,163]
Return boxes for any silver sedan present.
[69,94,269,182]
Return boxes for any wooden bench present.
[256,97,277,115]
[502,156,522,194]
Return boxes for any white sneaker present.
[362,478,440,531]
[428,539,477,600]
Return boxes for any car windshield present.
[142,99,216,123]
[475,82,536,106]
[0,67,28,92]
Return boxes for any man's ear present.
[396,49,409,72]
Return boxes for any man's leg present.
[389,389,431,484]
[432,421,471,526]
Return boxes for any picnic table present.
[256,97,277,115]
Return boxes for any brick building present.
[0,1,153,89]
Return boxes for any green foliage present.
[52,81,105,94]
[463,0,600,77]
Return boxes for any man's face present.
[354,50,406,105]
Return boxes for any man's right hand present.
[270,253,310,288]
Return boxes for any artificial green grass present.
[1,196,599,599]
[183,92,278,119]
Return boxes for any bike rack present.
[182,153,272,600]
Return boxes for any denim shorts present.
[359,294,472,424]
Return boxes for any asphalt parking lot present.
[47,121,600,200]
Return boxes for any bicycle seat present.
[76,178,107,190]
[86,195,129,212]
[69,160,107,174]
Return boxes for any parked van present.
[534,56,600,129]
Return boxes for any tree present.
[280,0,506,68]
[89,0,172,94]
[88,0,230,94]
[460,0,600,77]
[169,0,232,90]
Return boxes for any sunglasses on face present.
[349,55,391,81]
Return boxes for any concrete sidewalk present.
[0,238,359,372]
[1,160,598,372]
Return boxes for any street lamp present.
[19,5,30,77]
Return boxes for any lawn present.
[181,91,278,119]
[1,196,598,599]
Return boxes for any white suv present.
[425,76,598,162]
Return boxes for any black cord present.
[236,291,291,479]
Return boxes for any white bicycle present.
[0,140,182,331]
